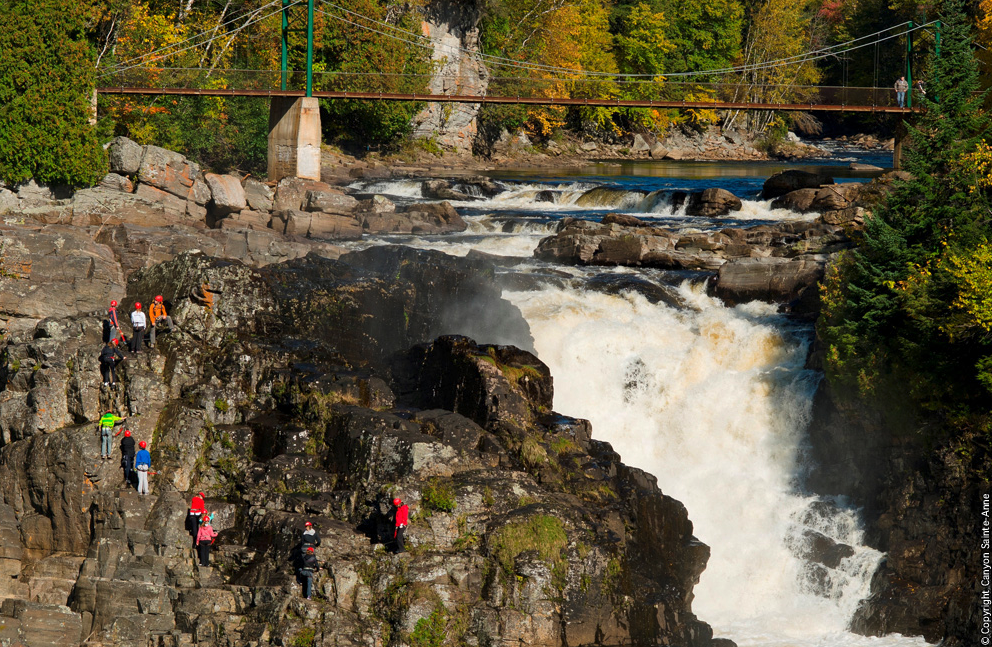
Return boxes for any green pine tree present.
[818,0,992,409]
[0,0,106,187]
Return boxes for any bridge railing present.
[96,67,918,108]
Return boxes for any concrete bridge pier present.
[267,97,321,181]
[892,121,908,170]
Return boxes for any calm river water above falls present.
[348,147,929,647]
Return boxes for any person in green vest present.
[98,410,126,460]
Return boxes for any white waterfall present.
[506,282,927,647]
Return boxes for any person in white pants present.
[135,440,151,495]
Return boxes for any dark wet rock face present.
[0,243,718,647]
[805,381,987,645]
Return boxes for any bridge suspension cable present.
[99,0,303,77]
[313,0,935,80]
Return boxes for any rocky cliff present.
[804,365,987,644]
[0,209,717,647]
[410,0,490,150]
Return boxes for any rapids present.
[345,154,928,647]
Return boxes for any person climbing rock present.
[135,440,151,495]
[186,492,207,546]
[298,545,319,600]
[147,295,174,349]
[392,497,408,554]
[107,300,126,345]
[130,302,146,353]
[196,514,218,567]
[119,429,136,488]
[99,339,126,388]
[301,521,321,550]
[98,410,126,460]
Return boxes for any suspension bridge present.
[94,0,939,178]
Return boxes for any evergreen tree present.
[0,0,106,187]
[819,0,992,409]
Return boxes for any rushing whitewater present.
[348,160,926,647]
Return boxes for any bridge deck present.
[96,86,917,113]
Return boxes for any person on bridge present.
[894,76,909,108]
[119,429,136,488]
[130,303,147,353]
[99,339,126,388]
[98,409,126,460]
[915,79,926,100]
[148,295,174,349]
[135,440,151,495]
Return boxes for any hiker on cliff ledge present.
[298,546,319,600]
[392,497,408,554]
[135,440,151,495]
[99,339,126,388]
[130,302,146,353]
[148,295,174,349]
[119,429,135,488]
[196,514,218,566]
[301,521,321,550]
[98,409,125,460]
[106,300,126,345]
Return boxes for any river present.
[348,146,928,647]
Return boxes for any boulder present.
[137,146,199,200]
[712,259,824,305]
[649,144,669,159]
[771,188,818,213]
[97,173,134,193]
[305,190,358,214]
[0,189,19,214]
[631,134,651,152]
[687,188,742,217]
[356,195,396,214]
[809,184,859,212]
[204,173,247,217]
[602,213,649,227]
[580,142,598,152]
[107,137,144,177]
[273,177,332,212]
[761,170,833,199]
[421,180,474,202]
[820,207,866,227]
[243,179,274,212]
[274,210,362,240]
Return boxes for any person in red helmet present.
[185,492,207,545]
[135,440,151,495]
[298,545,320,599]
[392,497,409,553]
[130,302,147,353]
[99,339,126,388]
[107,300,125,345]
[119,429,136,487]
[301,521,321,549]
[147,295,174,349]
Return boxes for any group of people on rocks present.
[101,296,175,387]
[99,412,153,494]
[185,492,218,566]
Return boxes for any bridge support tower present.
[268,97,321,181]
[267,0,320,182]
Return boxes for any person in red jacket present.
[185,492,206,546]
[392,497,409,554]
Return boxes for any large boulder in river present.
[762,170,833,199]
[772,188,818,212]
[687,188,743,217]
[711,258,824,305]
